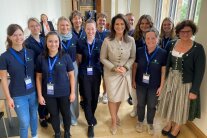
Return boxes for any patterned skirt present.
[157,69,191,125]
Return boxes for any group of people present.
[0,10,205,138]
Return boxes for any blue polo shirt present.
[24,35,45,59]
[72,27,86,40]
[77,38,102,75]
[0,48,36,97]
[36,53,74,97]
[135,37,145,49]
[61,36,77,62]
[95,29,110,41]
[135,47,167,88]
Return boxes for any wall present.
[0,0,72,54]
[193,0,207,135]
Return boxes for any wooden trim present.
[186,121,207,138]
[96,0,102,13]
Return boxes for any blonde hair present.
[160,17,175,39]
[57,16,72,31]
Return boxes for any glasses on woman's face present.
[179,30,192,35]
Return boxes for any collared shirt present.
[95,29,110,41]
[77,38,103,75]
[61,36,77,62]
[36,53,74,97]
[135,47,167,88]
[0,48,35,97]
[72,27,87,40]
[24,35,45,59]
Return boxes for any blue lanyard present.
[38,39,44,49]
[48,55,58,82]
[97,29,106,40]
[162,38,170,49]
[87,39,95,66]
[9,48,28,76]
[144,46,159,73]
[62,39,72,51]
[142,37,146,46]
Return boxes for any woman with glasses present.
[158,20,206,138]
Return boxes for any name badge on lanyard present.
[143,46,159,84]
[47,55,58,95]
[9,48,33,90]
[24,77,33,90]
[87,39,95,76]
[47,83,54,95]
[142,73,150,84]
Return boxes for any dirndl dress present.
[157,50,191,125]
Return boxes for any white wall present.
[139,0,156,21]
[193,0,207,135]
[0,0,62,54]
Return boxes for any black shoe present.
[88,126,94,137]
[161,127,171,136]
[80,101,85,109]
[54,132,61,138]
[46,117,51,123]
[39,119,48,127]
[64,131,71,138]
[168,131,180,138]
[127,97,133,105]
[0,112,4,119]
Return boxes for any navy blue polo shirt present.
[24,35,45,59]
[77,38,102,75]
[36,53,74,97]
[0,48,36,97]
[95,29,110,41]
[135,47,167,88]
[72,27,86,40]
[61,36,77,62]
[135,37,145,49]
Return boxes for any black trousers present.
[45,96,71,133]
[136,85,158,124]
[79,74,101,126]
[38,104,48,119]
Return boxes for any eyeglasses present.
[179,30,192,34]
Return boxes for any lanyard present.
[97,29,106,40]
[142,37,146,46]
[48,55,58,82]
[9,48,28,76]
[144,46,159,73]
[162,38,170,49]
[38,39,44,49]
[62,39,72,51]
[87,39,95,66]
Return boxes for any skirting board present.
[186,121,207,138]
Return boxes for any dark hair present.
[40,14,48,22]
[144,27,159,38]
[109,14,130,42]
[133,14,153,40]
[175,20,198,35]
[160,17,175,39]
[44,31,63,58]
[6,24,24,50]
[69,10,83,27]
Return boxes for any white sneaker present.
[136,122,144,133]
[147,124,154,135]
[102,93,108,104]
[130,108,137,117]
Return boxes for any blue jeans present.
[136,85,158,124]
[70,61,79,124]
[13,92,38,138]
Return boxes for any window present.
[155,0,202,30]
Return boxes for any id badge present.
[24,77,33,90]
[142,73,150,84]
[87,67,93,75]
[47,83,54,95]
